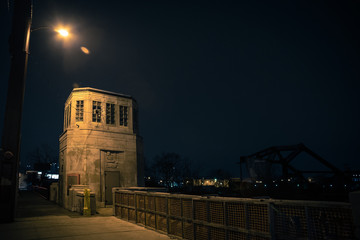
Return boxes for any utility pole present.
[0,0,32,222]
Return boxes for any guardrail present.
[113,188,354,239]
[32,186,49,200]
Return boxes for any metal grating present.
[156,197,167,214]
[129,194,135,207]
[136,194,145,209]
[248,203,269,233]
[146,195,156,211]
[156,214,168,232]
[169,198,182,217]
[113,189,354,240]
[194,200,207,222]
[115,192,121,204]
[228,230,247,240]
[183,221,194,240]
[169,217,183,237]
[274,204,307,239]
[146,212,156,229]
[249,235,270,240]
[195,224,209,240]
[210,227,226,240]
[137,210,146,225]
[121,207,128,220]
[121,193,129,205]
[307,206,354,239]
[209,201,225,225]
[183,199,193,219]
[227,202,246,229]
[129,209,136,222]
[114,205,121,217]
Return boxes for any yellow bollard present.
[83,188,91,216]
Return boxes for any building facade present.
[59,87,144,209]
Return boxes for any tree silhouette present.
[26,144,58,175]
[151,152,198,188]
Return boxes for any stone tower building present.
[59,87,144,209]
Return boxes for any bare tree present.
[26,144,58,173]
[150,152,203,189]
[152,153,180,187]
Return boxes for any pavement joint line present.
[27,229,153,240]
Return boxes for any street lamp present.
[0,0,70,222]
[56,29,69,37]
[31,26,71,38]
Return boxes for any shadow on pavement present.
[16,191,81,218]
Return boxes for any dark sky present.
[1,0,360,177]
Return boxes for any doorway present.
[104,171,120,205]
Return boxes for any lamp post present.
[0,0,69,222]
[0,0,32,223]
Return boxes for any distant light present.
[330,184,333,187]
[254,184,257,187]
[264,184,267,187]
[297,184,300,187]
[46,173,59,179]
[275,184,278,187]
[81,46,90,54]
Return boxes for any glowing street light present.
[32,26,71,38]
[56,28,69,37]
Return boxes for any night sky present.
[1,0,359,177]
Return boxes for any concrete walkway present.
[0,191,170,240]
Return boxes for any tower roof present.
[72,87,132,99]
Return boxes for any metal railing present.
[113,189,355,239]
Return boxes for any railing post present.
[155,196,158,230]
[206,199,210,240]
[268,202,275,239]
[166,196,169,234]
[181,197,184,239]
[305,205,314,239]
[245,203,249,233]
[135,192,137,223]
[224,201,228,240]
[144,193,147,226]
[349,191,360,239]
[192,198,196,240]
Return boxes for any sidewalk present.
[0,191,170,240]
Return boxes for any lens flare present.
[81,46,90,54]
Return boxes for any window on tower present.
[106,103,115,124]
[64,103,71,128]
[76,100,84,122]
[119,105,128,126]
[92,101,101,122]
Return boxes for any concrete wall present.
[59,87,144,209]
